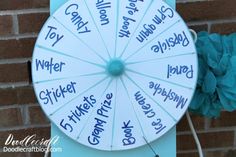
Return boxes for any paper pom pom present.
[189,32,236,118]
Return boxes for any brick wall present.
[0,0,236,157]
[177,1,236,156]
[0,1,50,157]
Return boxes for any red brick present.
[177,0,236,22]
[0,108,23,127]
[18,13,49,34]
[210,111,236,128]
[205,150,230,157]
[0,86,37,106]
[0,152,28,157]
[17,86,37,104]
[0,127,50,148]
[177,114,205,132]
[0,15,13,36]
[29,106,49,125]
[189,24,208,33]
[225,150,236,157]
[177,133,196,151]
[180,150,236,157]
[0,0,49,10]
[211,22,236,34]
[0,88,17,106]
[30,152,49,157]
[0,63,29,83]
[177,131,234,151]
[177,152,199,157]
[0,38,36,59]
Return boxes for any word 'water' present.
[122,120,136,146]
[151,31,190,54]
[60,95,96,132]
[149,81,188,109]
[88,93,113,145]
[35,58,65,74]
[65,3,91,34]
[96,0,111,26]
[167,64,194,79]
[39,81,77,105]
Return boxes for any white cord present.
[186,29,202,156]
[186,111,204,157]
[44,142,51,157]
[189,29,198,43]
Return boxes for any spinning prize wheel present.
[32,0,198,151]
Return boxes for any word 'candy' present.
[39,81,77,105]
[65,3,91,34]
[35,58,65,74]
[45,26,64,47]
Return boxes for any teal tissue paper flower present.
[189,32,236,118]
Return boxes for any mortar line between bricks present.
[187,18,236,26]
[204,117,211,130]
[177,150,199,154]
[207,22,211,33]
[22,105,30,125]
[178,147,235,154]
[0,57,32,64]
[199,147,235,152]
[204,126,236,133]
[0,33,37,40]
[176,0,208,4]
[177,127,236,135]
[0,105,23,110]
[187,21,208,26]
[0,104,41,111]
[0,82,30,88]
[0,124,50,132]
[0,8,49,15]
[208,18,236,25]
[12,14,19,35]
[233,129,236,147]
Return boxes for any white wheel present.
[32,0,198,151]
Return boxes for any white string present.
[44,142,51,157]
[189,29,198,43]
[186,29,203,157]
[186,111,204,157]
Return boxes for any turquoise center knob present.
[107,59,125,77]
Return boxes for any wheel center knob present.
[107,59,125,77]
